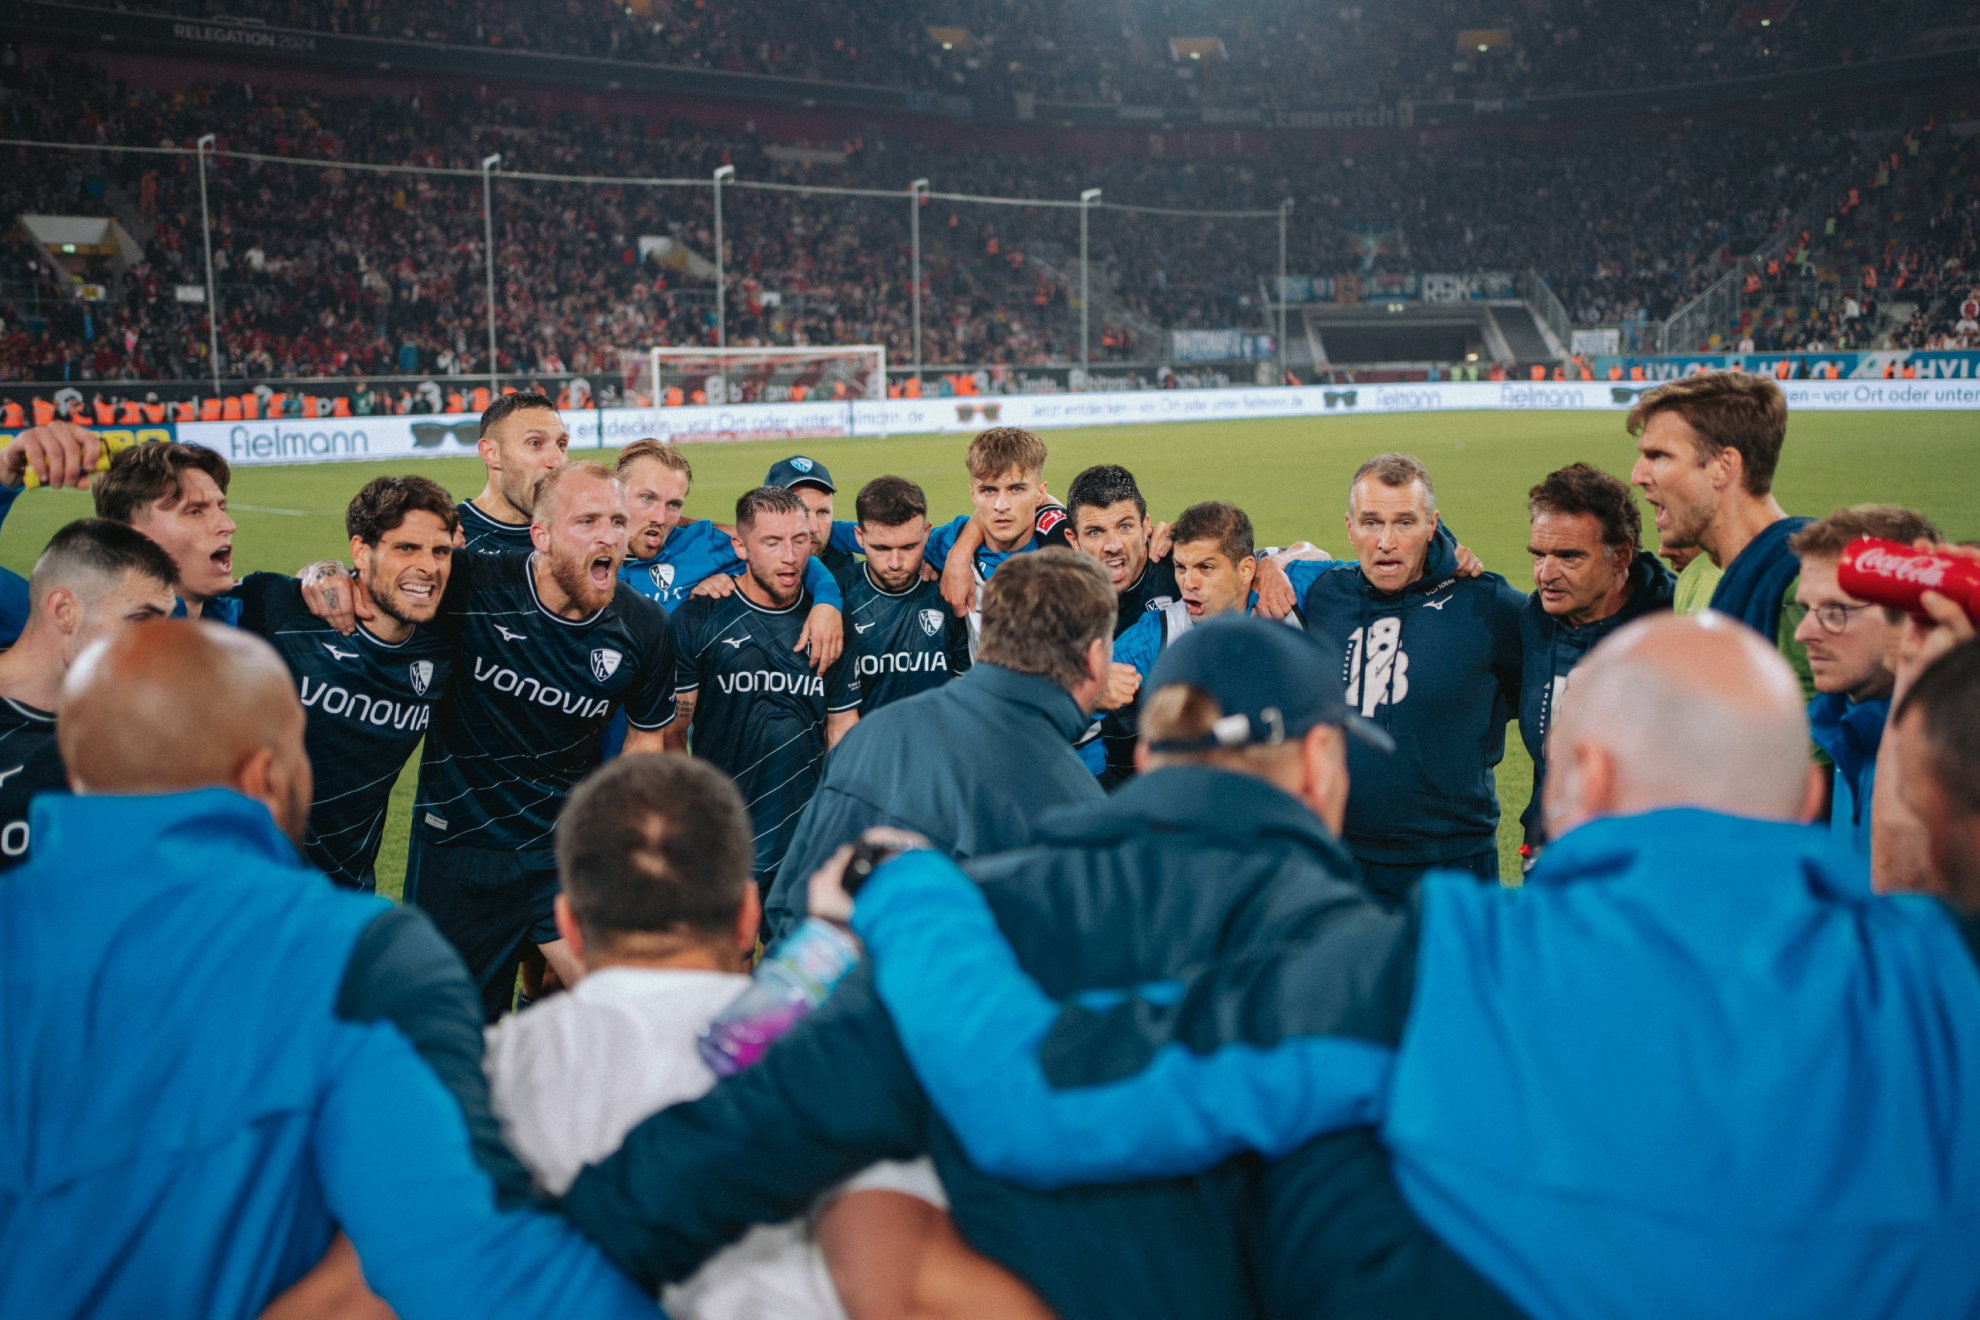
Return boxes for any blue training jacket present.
[1298,524,1525,866]
[852,808,1980,1320]
[560,764,1518,1320]
[0,789,655,1320]
[1808,690,1887,856]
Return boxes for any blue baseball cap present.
[765,455,835,493]
[1144,616,1394,754]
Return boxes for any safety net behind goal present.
[621,346,885,407]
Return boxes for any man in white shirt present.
[484,753,1052,1320]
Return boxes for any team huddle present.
[2,370,1979,1320]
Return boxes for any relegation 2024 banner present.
[177,377,1980,467]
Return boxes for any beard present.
[366,573,439,629]
[1655,495,1711,552]
[549,551,616,614]
[750,560,803,606]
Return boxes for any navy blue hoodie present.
[1517,552,1677,847]
[1301,528,1525,866]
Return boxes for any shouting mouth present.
[589,554,615,591]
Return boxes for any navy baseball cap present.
[765,455,834,493]
[1143,616,1394,754]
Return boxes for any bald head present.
[59,621,313,842]
[1543,612,1817,838]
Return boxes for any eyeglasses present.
[1810,601,1880,635]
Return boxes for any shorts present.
[404,829,562,1021]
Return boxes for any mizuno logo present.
[0,765,22,789]
[854,623,876,634]
[496,625,527,641]
[1422,597,1451,611]
[719,635,748,649]
[323,642,359,660]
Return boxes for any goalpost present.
[621,345,888,441]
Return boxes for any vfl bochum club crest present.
[919,609,944,637]
[409,660,435,696]
[648,562,676,592]
[790,457,815,474]
[591,648,624,683]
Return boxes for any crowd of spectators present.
[91,0,1967,111]
[1685,121,1980,354]
[0,49,1954,386]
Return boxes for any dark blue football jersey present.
[1115,556,1181,638]
[456,499,535,556]
[0,697,64,872]
[415,551,677,859]
[845,565,970,713]
[672,589,860,876]
[231,572,453,889]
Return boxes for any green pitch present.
[4,408,1972,894]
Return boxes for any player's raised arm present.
[1,421,104,491]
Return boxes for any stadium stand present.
[4,42,1959,392]
[76,0,1969,107]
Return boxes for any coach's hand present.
[1454,543,1485,577]
[692,571,739,599]
[1254,545,1330,620]
[1253,556,1298,618]
[800,603,843,672]
[1098,662,1142,711]
[2,422,101,491]
[1148,521,1173,562]
[299,561,368,636]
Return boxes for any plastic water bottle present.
[698,917,862,1078]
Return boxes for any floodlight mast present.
[196,134,219,393]
[910,178,930,384]
[483,153,502,394]
[1278,198,1293,384]
[1079,188,1102,383]
[713,164,736,402]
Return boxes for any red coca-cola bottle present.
[1837,538,1980,623]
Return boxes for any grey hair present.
[1349,452,1436,514]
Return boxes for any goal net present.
[622,345,887,409]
